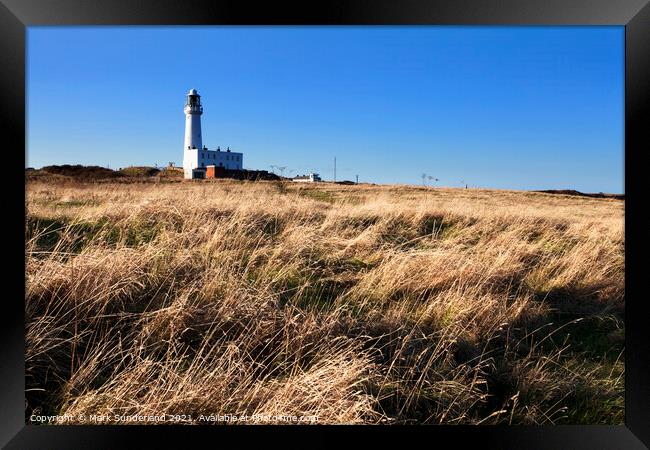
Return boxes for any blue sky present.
[27,26,624,192]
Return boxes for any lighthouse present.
[184,88,202,148]
[183,88,205,179]
[182,88,244,179]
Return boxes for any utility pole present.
[356,174,359,185]
[334,157,337,183]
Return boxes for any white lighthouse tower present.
[183,89,204,179]
[184,88,202,149]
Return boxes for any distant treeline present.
[26,164,282,182]
[535,189,624,200]
[38,164,125,180]
[209,167,281,181]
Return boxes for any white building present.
[182,89,243,179]
[292,173,322,183]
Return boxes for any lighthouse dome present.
[188,88,198,95]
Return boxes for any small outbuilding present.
[292,173,322,183]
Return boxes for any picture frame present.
[2,0,648,447]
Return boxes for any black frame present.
[2,1,648,448]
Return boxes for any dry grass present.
[25,179,624,424]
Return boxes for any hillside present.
[25,179,624,424]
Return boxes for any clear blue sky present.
[27,26,624,193]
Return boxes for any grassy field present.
[25,178,624,424]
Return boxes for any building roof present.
[188,88,198,95]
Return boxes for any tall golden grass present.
[25,179,624,424]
